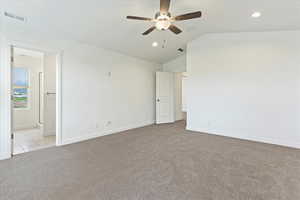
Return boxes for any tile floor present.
[13,128,56,155]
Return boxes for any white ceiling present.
[2,0,300,64]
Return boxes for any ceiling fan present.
[126,0,202,35]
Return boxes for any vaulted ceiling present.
[2,0,300,63]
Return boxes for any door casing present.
[1,40,63,159]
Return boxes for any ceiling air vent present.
[4,12,26,22]
[178,48,184,52]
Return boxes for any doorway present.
[155,72,187,124]
[11,47,57,155]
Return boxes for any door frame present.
[1,40,63,158]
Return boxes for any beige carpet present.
[1,121,300,200]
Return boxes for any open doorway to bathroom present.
[12,47,57,155]
[175,72,187,125]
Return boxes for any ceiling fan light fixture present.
[155,21,171,30]
[155,14,171,30]
[126,0,202,35]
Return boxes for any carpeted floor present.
[1,121,300,200]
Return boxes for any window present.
[13,68,29,109]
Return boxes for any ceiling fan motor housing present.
[155,12,171,19]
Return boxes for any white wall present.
[174,73,183,121]
[43,53,56,136]
[163,54,186,72]
[163,55,187,121]
[13,55,43,130]
[187,31,300,148]
[61,43,161,144]
[181,74,187,112]
[0,33,162,158]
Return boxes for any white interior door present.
[156,72,175,124]
[43,53,56,136]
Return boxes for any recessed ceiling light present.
[152,42,158,47]
[251,12,261,18]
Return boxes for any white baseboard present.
[61,120,155,146]
[186,126,300,149]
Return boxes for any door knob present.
[157,99,160,102]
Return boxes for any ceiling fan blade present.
[126,16,152,21]
[160,0,171,14]
[173,11,202,21]
[142,26,156,35]
[169,24,182,34]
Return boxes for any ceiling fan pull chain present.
[162,39,167,49]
